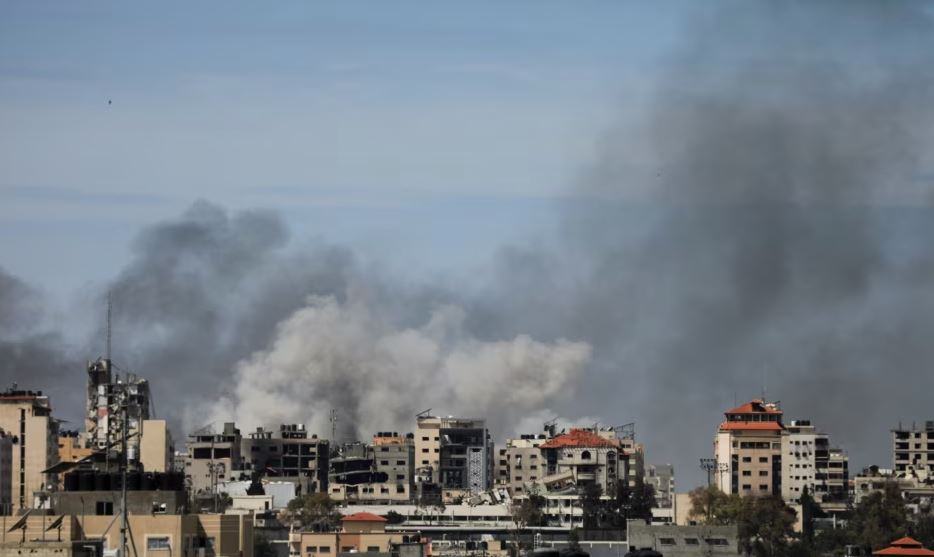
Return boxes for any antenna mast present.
[106,291,113,362]
[329,409,338,442]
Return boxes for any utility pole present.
[120,383,128,557]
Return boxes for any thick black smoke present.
[3,1,934,488]
[480,1,934,482]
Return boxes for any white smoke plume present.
[209,293,591,440]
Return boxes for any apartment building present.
[893,421,934,475]
[85,358,151,458]
[645,464,675,508]
[539,429,626,494]
[241,424,329,494]
[186,422,243,498]
[0,388,58,510]
[414,415,492,495]
[713,400,784,496]
[496,433,549,495]
[328,433,414,504]
[0,512,253,557]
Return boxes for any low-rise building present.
[187,423,244,501]
[292,512,425,557]
[627,521,740,557]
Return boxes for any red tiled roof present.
[342,512,387,522]
[725,400,782,415]
[540,429,619,449]
[718,422,784,431]
[874,537,934,556]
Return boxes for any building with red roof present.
[873,537,934,556]
[713,400,784,497]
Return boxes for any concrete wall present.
[628,522,739,557]
[52,490,186,516]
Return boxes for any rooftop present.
[540,428,619,449]
[342,512,387,522]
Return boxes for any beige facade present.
[0,390,58,510]
[781,420,848,506]
[496,435,548,495]
[713,400,783,497]
[187,423,242,500]
[141,420,172,473]
[292,513,418,557]
[0,514,252,557]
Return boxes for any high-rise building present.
[0,388,58,510]
[713,399,784,496]
[892,421,934,476]
[414,415,492,495]
[85,358,151,463]
[781,420,848,505]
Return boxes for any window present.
[421,437,429,441]
[706,538,729,546]
[396,485,406,493]
[742,457,751,463]
[684,538,699,546]
[147,537,171,550]
[95,501,114,516]
[367,548,380,553]
[306,548,317,554]
[759,457,768,463]
[422,448,429,453]
[742,471,751,476]
[581,451,592,460]
[759,471,769,476]
[742,484,751,490]
[658,538,676,546]
[396,460,405,465]
[759,484,768,490]
[396,474,405,480]
[380,460,389,465]
[319,547,331,554]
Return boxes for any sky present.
[4,2,934,491]
[0,2,681,297]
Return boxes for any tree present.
[579,483,604,529]
[285,493,342,531]
[912,513,934,550]
[688,485,730,524]
[567,528,581,552]
[627,477,656,522]
[254,534,277,557]
[510,496,545,554]
[799,486,819,546]
[384,510,406,525]
[737,495,796,557]
[848,482,909,553]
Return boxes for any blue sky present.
[0,2,686,299]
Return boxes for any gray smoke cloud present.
[0,267,81,419]
[2,1,934,488]
[478,1,934,483]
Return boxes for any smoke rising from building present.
[1,2,934,484]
